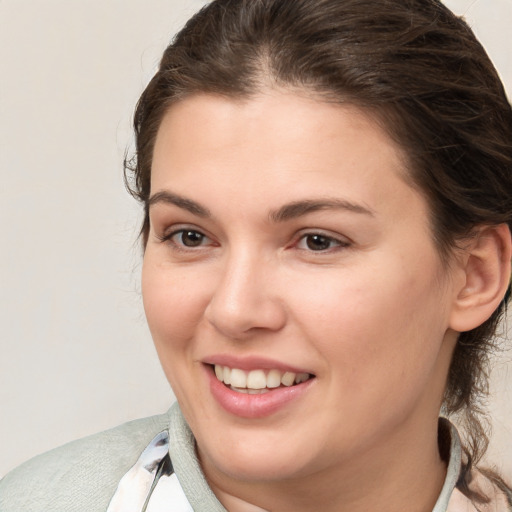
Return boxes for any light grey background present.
[1,0,511,478]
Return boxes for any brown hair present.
[125,0,512,501]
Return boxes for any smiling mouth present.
[213,364,314,394]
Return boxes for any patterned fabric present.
[107,416,510,512]
[107,431,193,512]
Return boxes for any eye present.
[167,229,212,248]
[296,233,347,252]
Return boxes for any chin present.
[204,447,309,483]
[195,422,324,484]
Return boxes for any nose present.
[204,251,287,340]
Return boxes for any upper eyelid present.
[154,225,206,244]
[294,229,351,244]
[295,235,349,251]
[159,223,209,238]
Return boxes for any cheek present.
[141,259,210,352]
[289,257,449,388]
[299,278,449,441]
[141,259,216,409]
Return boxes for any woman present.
[1,0,511,511]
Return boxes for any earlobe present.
[449,224,512,333]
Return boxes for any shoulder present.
[0,410,172,512]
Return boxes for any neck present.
[201,416,447,512]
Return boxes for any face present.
[142,91,459,486]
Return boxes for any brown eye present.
[296,233,347,252]
[305,234,332,251]
[172,230,207,247]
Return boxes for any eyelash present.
[295,232,350,253]
[157,228,214,250]
[157,227,350,254]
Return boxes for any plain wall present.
[1,0,511,478]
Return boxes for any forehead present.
[150,92,424,225]
[151,90,411,195]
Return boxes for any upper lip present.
[203,354,314,375]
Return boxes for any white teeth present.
[281,371,296,387]
[266,369,282,388]
[214,365,224,380]
[247,388,267,394]
[213,365,311,391]
[230,368,247,388]
[246,370,267,389]
[230,386,270,394]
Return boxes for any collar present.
[108,405,472,512]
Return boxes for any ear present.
[449,223,512,333]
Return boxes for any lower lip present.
[206,366,314,419]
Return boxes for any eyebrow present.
[148,190,374,221]
[148,191,211,217]
[269,198,375,222]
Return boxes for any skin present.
[142,90,466,512]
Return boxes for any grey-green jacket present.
[1,403,509,511]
